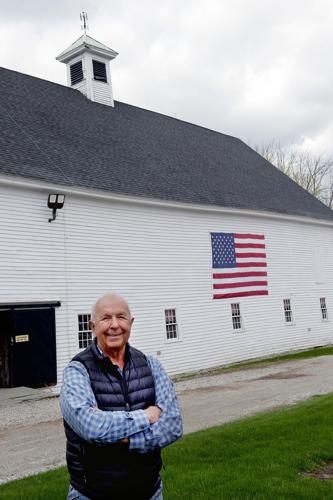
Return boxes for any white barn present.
[0,33,332,390]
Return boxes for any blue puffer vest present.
[64,339,162,500]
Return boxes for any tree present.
[254,140,333,209]
[321,170,333,209]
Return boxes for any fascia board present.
[56,45,118,63]
[0,174,332,228]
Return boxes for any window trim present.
[231,302,243,332]
[283,298,294,325]
[164,308,180,342]
[78,313,93,349]
[320,297,329,322]
[92,59,107,83]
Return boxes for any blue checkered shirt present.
[60,353,183,453]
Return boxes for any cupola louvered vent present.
[93,60,107,82]
[70,61,83,85]
[57,34,118,106]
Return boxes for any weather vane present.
[80,12,89,34]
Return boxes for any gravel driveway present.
[1,355,333,484]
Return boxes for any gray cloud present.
[1,0,333,154]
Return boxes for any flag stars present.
[211,232,269,300]
[211,232,236,268]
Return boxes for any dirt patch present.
[256,372,308,380]
[177,383,247,395]
[300,461,333,480]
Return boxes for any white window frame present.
[78,313,93,349]
[231,303,243,331]
[164,308,179,341]
[320,297,328,321]
[283,298,294,325]
[92,59,108,83]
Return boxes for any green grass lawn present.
[173,345,333,381]
[2,392,333,499]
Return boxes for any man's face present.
[89,296,134,355]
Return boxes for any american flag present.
[211,232,268,299]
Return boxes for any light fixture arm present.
[49,208,57,223]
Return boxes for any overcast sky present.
[1,0,332,155]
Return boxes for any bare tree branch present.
[254,140,333,210]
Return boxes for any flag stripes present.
[236,262,267,267]
[234,233,264,239]
[211,232,269,299]
[213,290,269,300]
[213,271,268,279]
[235,243,265,249]
[213,281,268,289]
[235,252,266,258]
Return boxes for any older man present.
[60,293,182,500]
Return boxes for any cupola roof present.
[56,34,118,63]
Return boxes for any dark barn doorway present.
[0,302,60,388]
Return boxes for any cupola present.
[56,16,118,107]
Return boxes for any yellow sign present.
[15,335,29,343]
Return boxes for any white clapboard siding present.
[66,54,87,96]
[92,79,114,106]
[72,79,87,97]
[66,53,114,106]
[1,182,333,387]
[62,193,333,378]
[0,185,68,384]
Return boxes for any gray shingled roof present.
[0,67,332,221]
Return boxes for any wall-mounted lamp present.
[48,194,65,222]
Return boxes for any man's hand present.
[144,405,162,424]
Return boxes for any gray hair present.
[91,293,132,320]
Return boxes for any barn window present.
[165,309,178,340]
[283,299,293,324]
[78,314,93,348]
[231,303,242,330]
[320,297,328,321]
[70,61,83,85]
[93,60,107,82]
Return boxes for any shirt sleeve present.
[60,361,150,444]
[129,356,183,453]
